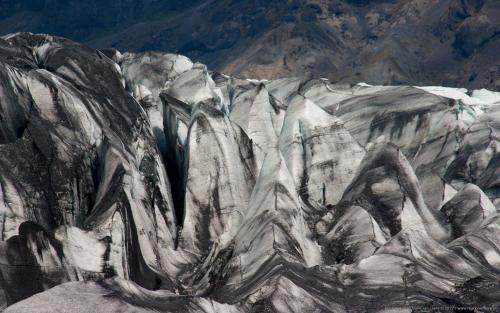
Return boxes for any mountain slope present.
[0,0,499,89]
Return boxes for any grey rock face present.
[1,33,500,312]
[1,1,499,89]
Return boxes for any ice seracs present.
[441,183,497,238]
[229,83,285,152]
[1,33,500,313]
[279,95,365,209]
[178,103,262,263]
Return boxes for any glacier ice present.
[0,33,500,313]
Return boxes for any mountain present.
[0,0,499,89]
[1,32,500,312]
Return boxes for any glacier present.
[0,33,500,313]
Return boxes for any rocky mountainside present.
[0,0,499,89]
[1,32,500,312]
